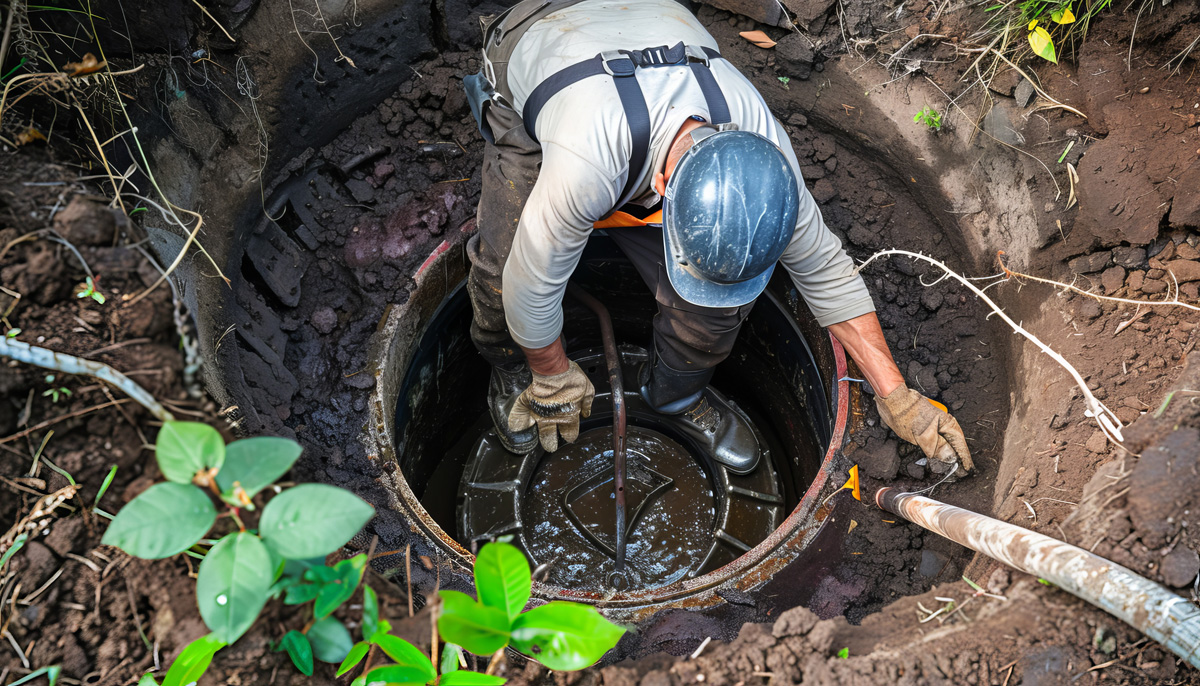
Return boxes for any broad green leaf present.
[440,672,506,686]
[338,641,370,677]
[1028,26,1057,63]
[371,634,435,679]
[440,644,463,674]
[309,616,356,663]
[196,533,273,643]
[282,556,328,577]
[364,665,430,686]
[1051,6,1075,23]
[305,565,341,584]
[315,555,368,619]
[352,676,367,686]
[510,602,625,670]
[437,590,511,656]
[474,542,531,621]
[259,484,374,559]
[101,483,216,559]
[157,421,225,483]
[284,581,322,605]
[282,630,314,676]
[138,673,159,686]
[363,585,380,639]
[163,633,225,686]
[215,437,303,499]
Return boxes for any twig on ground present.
[0,338,173,422]
[486,649,505,675]
[958,44,1087,118]
[406,542,414,617]
[690,636,712,659]
[191,0,236,42]
[857,249,1123,443]
[998,251,1200,312]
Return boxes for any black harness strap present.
[522,42,731,209]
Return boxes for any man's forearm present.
[521,338,570,376]
[827,312,905,397]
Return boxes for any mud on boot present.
[489,362,539,454]
[639,348,762,475]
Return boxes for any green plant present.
[42,374,71,402]
[5,327,19,338]
[980,1,1110,65]
[102,421,375,685]
[777,76,790,90]
[336,542,626,685]
[75,275,106,304]
[913,106,943,131]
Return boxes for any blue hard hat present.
[662,128,800,308]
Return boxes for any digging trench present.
[124,0,1052,661]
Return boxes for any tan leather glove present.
[876,384,974,477]
[509,361,595,453]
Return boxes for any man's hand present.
[509,361,595,452]
[876,383,974,476]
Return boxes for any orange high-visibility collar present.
[593,209,663,229]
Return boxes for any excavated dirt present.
[2,0,1200,684]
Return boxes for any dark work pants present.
[466,104,754,373]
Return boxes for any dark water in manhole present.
[393,237,832,593]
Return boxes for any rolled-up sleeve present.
[503,142,622,349]
[774,120,876,327]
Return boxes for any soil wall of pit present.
[114,0,1038,654]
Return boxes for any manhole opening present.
[392,235,837,593]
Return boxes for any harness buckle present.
[600,51,636,77]
[684,45,710,67]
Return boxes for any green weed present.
[75,275,105,304]
[913,106,943,131]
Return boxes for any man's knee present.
[654,301,754,369]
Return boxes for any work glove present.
[876,383,974,478]
[509,361,595,453]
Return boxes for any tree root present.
[0,337,174,422]
[857,249,1123,443]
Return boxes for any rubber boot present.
[474,324,539,455]
[638,348,761,475]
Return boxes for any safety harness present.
[473,0,735,216]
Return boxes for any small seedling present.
[104,422,374,685]
[5,327,19,338]
[778,76,790,90]
[836,647,850,659]
[75,275,106,304]
[913,106,942,131]
[43,374,71,403]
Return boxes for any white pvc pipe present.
[876,488,1200,669]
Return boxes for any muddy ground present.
[2,0,1200,683]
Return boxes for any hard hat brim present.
[662,229,776,308]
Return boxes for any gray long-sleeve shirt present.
[492,0,876,349]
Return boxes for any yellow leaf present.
[1028,19,1038,30]
[848,519,858,533]
[1051,6,1075,24]
[838,465,861,501]
[62,53,105,77]
[15,127,46,146]
[739,30,777,49]
[1028,26,1057,64]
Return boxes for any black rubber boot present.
[474,324,538,455]
[488,362,539,454]
[638,348,761,475]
